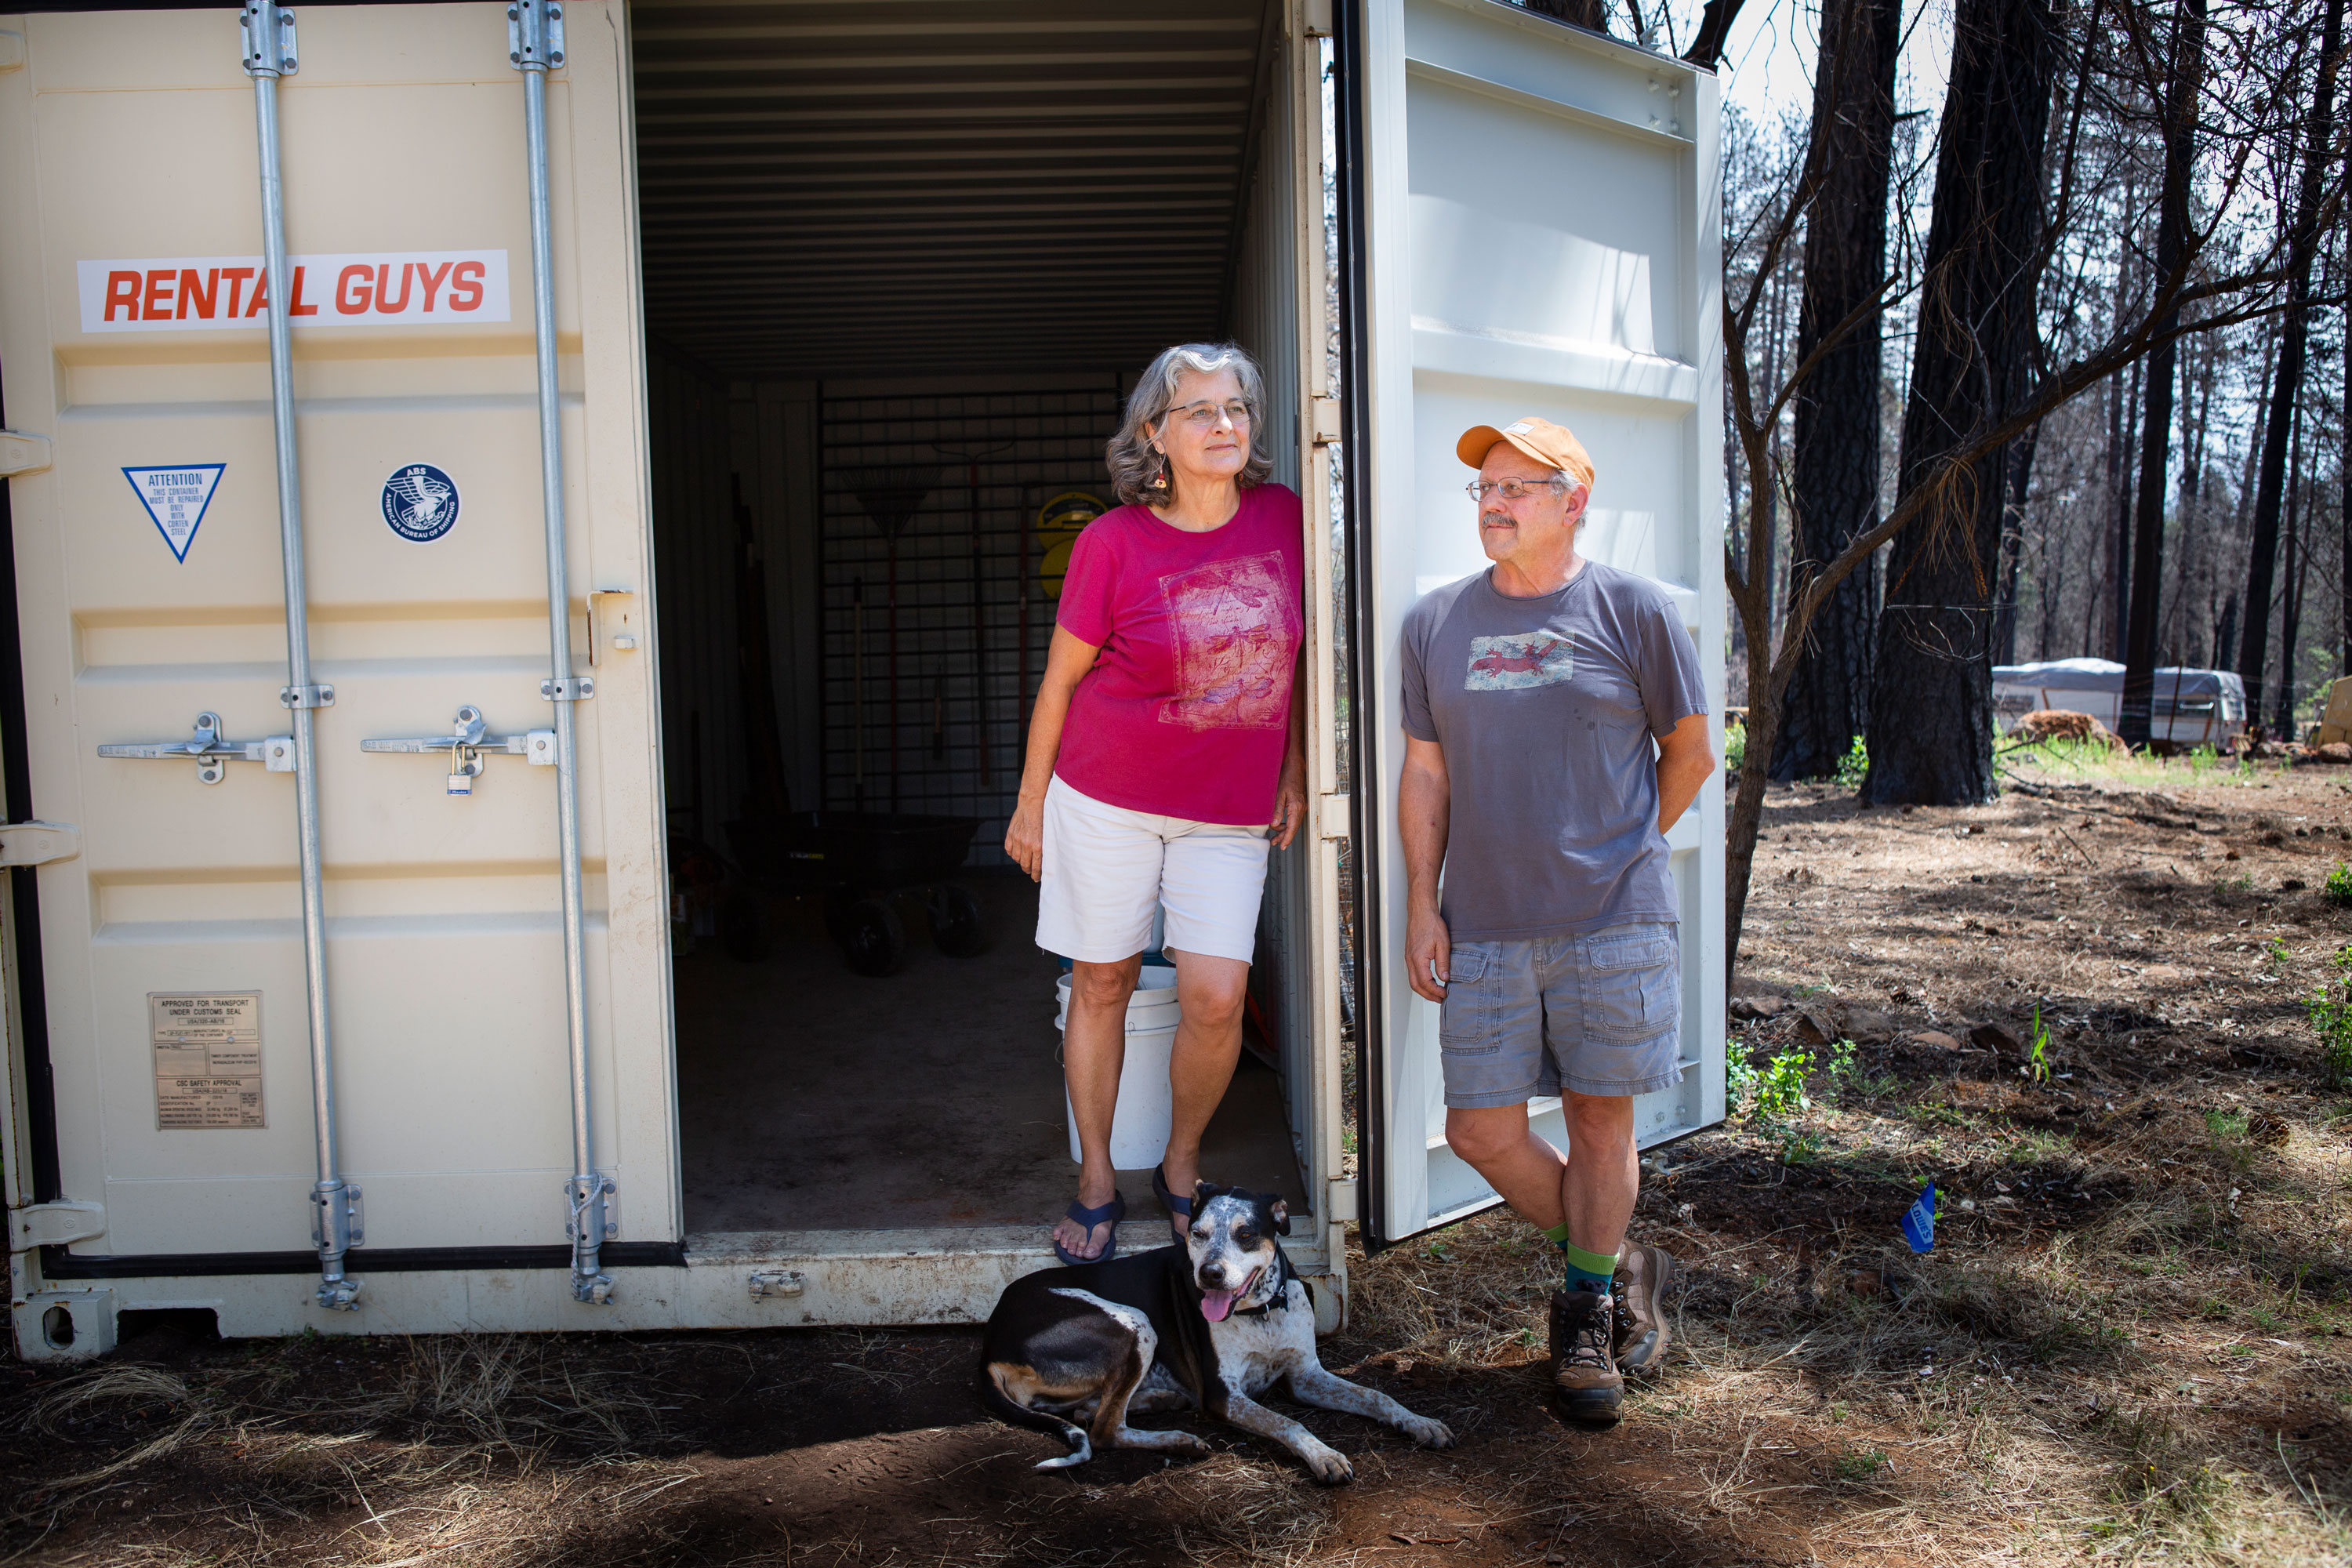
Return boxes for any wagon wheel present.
[841,897,907,976]
[928,883,987,956]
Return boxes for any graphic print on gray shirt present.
[1400,562,1709,940]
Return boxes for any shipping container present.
[0,0,1723,1357]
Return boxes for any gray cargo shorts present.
[1438,921,1685,1107]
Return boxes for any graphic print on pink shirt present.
[1158,550,1294,731]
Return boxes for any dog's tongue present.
[1200,1288,1238,1323]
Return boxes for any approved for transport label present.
[150,992,263,1130]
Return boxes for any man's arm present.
[1655,712,1713,833]
[1400,735,1453,1003]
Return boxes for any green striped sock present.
[1556,1237,1620,1296]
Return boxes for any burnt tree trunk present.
[2277,407,2309,735]
[1771,0,1904,780]
[2238,0,2343,720]
[1860,0,2061,804]
[2118,0,2208,748]
[1994,420,2042,665]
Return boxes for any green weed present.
[1726,1053,1757,1116]
[2306,945,2352,1086]
[2325,863,2352,908]
[1833,1446,1888,1482]
[2205,1108,2249,1143]
[2026,1002,2052,1084]
[1835,735,1869,790]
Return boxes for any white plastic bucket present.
[1057,967,1181,1167]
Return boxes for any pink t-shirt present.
[1053,483,1305,825]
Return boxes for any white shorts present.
[1035,775,1271,964]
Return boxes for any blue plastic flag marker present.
[1900,1181,1936,1253]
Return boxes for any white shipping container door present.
[1346,0,1726,1246]
[0,6,668,1271]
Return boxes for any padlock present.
[447,768,474,797]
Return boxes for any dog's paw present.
[1403,1417,1457,1450]
[1301,1442,1355,1486]
[1171,1432,1214,1457]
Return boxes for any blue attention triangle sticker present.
[123,464,226,563]
[1900,1181,1936,1254]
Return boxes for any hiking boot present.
[1612,1243,1675,1373]
[1548,1288,1622,1427]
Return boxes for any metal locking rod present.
[361,705,558,795]
[100,711,300,783]
[240,1,361,1312]
[508,0,613,1305]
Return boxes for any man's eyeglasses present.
[1166,400,1254,430]
[1465,477,1570,502]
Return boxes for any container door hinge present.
[749,1269,806,1300]
[0,430,51,477]
[1309,397,1342,445]
[1324,1178,1358,1224]
[1302,0,1335,38]
[0,822,80,868]
[9,1200,105,1253]
[1319,793,1352,840]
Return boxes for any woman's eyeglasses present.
[1166,400,1254,430]
[1465,477,1570,501]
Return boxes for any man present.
[1398,417,1713,1426]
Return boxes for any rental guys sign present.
[77,250,510,332]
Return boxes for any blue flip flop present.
[1052,1190,1125,1266]
[1152,1166,1193,1243]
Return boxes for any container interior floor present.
[673,873,1303,1235]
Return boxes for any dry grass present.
[2,1335,697,1566]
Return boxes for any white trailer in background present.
[1991,659,2249,748]
[1,0,1722,1356]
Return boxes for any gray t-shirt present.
[1399,561,1708,940]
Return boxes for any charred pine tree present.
[1771,0,1904,780]
[2118,0,2209,748]
[2237,0,2344,724]
[1861,0,2063,804]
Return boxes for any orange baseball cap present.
[1456,416,1595,491]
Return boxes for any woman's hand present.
[1005,794,1047,880]
[1269,753,1308,849]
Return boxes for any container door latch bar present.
[361,706,557,796]
[99,713,298,784]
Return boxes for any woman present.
[1006,343,1307,1265]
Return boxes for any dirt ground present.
[5,747,2349,1566]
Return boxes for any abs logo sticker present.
[381,463,459,542]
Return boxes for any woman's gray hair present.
[1105,343,1274,506]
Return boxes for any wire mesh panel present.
[819,383,1127,866]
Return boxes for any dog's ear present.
[1269,1197,1290,1236]
[1192,1178,1221,1210]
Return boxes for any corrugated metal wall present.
[648,344,750,848]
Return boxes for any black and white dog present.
[977,1182,1454,1483]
